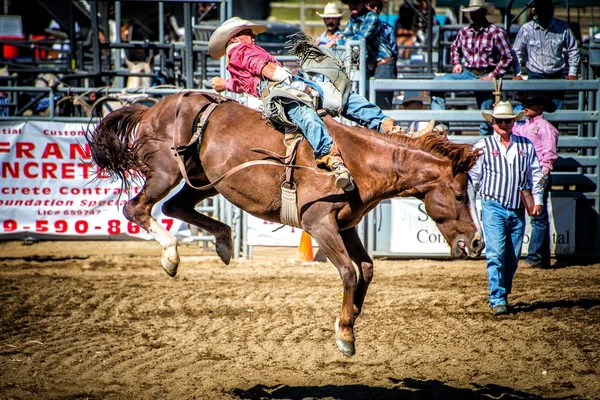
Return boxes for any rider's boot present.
[315,144,355,192]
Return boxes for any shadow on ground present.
[512,298,600,314]
[232,378,544,399]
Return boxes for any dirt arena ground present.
[1,240,599,400]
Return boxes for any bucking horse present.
[86,91,484,356]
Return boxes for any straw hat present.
[482,101,524,123]
[460,0,495,15]
[208,17,267,59]
[317,3,343,18]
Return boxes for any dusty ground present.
[0,240,599,400]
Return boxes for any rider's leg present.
[286,102,355,191]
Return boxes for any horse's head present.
[406,136,484,258]
[125,59,153,89]
[35,73,63,88]
[421,170,484,258]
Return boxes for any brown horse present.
[87,92,484,357]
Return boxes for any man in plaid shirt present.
[430,0,513,135]
[335,0,396,109]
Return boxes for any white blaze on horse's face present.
[467,178,485,256]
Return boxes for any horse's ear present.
[146,53,154,66]
[125,59,135,69]
[452,146,481,175]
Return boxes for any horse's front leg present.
[123,172,181,277]
[307,218,358,357]
[340,227,374,319]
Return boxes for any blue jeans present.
[267,73,389,158]
[525,176,551,267]
[481,200,526,307]
[430,69,495,136]
[367,60,397,110]
[286,102,332,158]
[526,71,564,111]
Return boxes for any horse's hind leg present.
[162,184,233,265]
[340,228,374,319]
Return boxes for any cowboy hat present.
[317,2,343,18]
[461,0,495,15]
[521,94,557,113]
[208,17,267,59]
[482,101,525,123]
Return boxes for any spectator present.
[430,0,513,136]
[314,3,344,50]
[336,0,396,109]
[469,101,544,316]
[395,0,437,59]
[512,0,580,110]
[365,0,399,62]
[512,94,558,269]
[208,18,406,191]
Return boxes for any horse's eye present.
[455,194,466,203]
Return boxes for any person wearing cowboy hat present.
[333,0,396,109]
[512,0,580,111]
[430,0,513,136]
[469,101,544,316]
[314,3,344,49]
[512,94,558,269]
[208,17,404,191]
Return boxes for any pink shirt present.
[512,114,558,175]
[224,42,280,97]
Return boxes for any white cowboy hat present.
[208,17,267,59]
[482,101,525,123]
[460,0,496,15]
[317,3,343,18]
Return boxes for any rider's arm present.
[261,62,292,83]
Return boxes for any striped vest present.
[479,135,536,209]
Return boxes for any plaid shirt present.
[451,22,513,78]
[341,10,393,65]
[513,18,580,76]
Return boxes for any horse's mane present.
[353,125,481,174]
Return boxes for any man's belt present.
[467,67,494,76]
[368,56,395,70]
[377,57,394,66]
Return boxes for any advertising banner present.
[390,197,575,255]
[0,121,186,239]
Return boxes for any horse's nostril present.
[472,239,481,249]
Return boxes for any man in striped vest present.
[469,101,544,316]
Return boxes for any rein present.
[170,92,330,192]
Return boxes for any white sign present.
[246,214,308,246]
[389,197,576,255]
[0,121,186,239]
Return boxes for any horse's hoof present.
[335,337,356,357]
[216,238,233,265]
[334,317,355,357]
[161,246,180,277]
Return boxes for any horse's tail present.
[86,104,149,186]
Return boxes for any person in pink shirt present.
[208,17,403,192]
[512,94,558,268]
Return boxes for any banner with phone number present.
[0,120,186,239]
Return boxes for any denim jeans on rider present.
[525,175,551,267]
[430,69,495,136]
[286,102,332,159]
[481,199,526,308]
